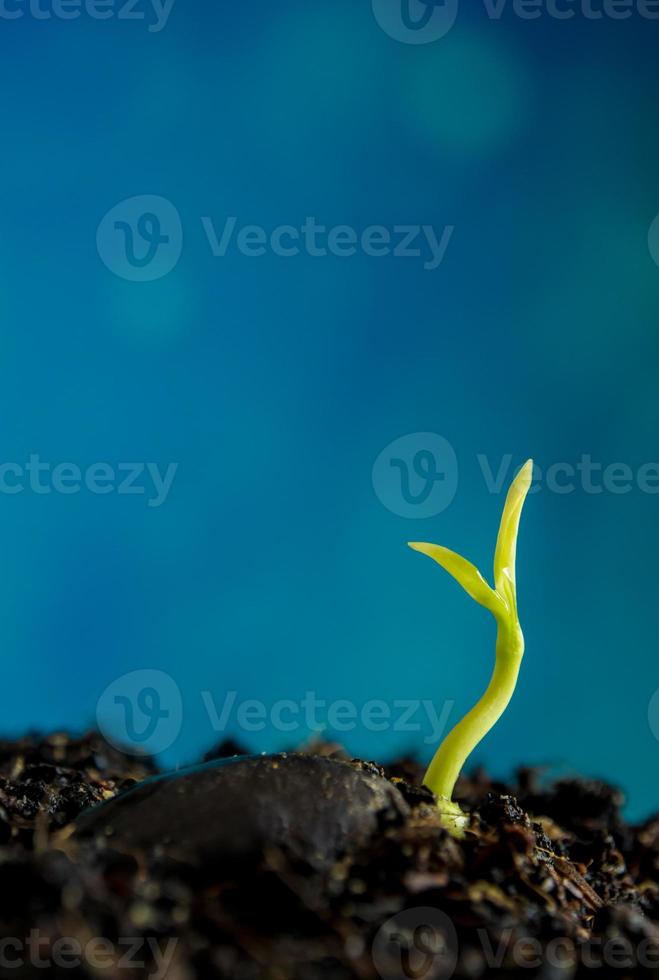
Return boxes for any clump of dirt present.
[0,732,657,979]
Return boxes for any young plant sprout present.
[409,459,533,835]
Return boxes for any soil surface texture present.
[0,732,657,979]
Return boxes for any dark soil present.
[1,733,658,979]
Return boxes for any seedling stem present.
[409,459,533,835]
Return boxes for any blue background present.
[1,0,658,819]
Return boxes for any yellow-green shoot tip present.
[493,459,534,601]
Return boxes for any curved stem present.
[423,619,524,801]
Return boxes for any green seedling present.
[409,459,533,835]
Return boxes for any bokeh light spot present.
[405,34,531,154]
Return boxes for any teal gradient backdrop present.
[1,1,658,818]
